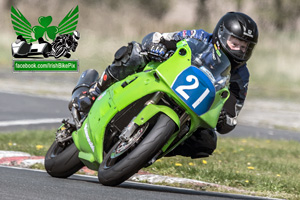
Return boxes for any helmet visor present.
[219,27,255,61]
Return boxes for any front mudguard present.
[133,104,180,130]
[133,104,181,153]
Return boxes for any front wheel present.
[45,141,84,178]
[98,114,176,186]
[54,45,67,59]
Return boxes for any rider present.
[49,30,80,58]
[70,12,259,159]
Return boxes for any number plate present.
[171,66,215,116]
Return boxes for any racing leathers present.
[71,29,250,158]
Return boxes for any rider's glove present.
[216,109,237,134]
[148,43,167,62]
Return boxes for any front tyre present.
[98,114,176,186]
[54,45,66,59]
[45,141,84,178]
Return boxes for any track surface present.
[0,166,276,200]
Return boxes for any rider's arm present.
[142,29,212,52]
[216,64,249,134]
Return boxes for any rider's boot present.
[91,68,117,94]
[71,68,117,115]
[165,128,217,159]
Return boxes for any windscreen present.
[186,38,231,91]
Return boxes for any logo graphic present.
[11,6,80,72]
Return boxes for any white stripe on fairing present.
[0,118,64,127]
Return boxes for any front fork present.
[118,92,164,142]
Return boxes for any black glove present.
[216,109,236,134]
[148,43,167,62]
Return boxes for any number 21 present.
[175,75,210,108]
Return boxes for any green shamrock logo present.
[11,6,79,43]
[32,16,58,41]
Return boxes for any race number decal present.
[171,66,215,116]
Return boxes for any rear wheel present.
[98,114,176,186]
[45,141,84,178]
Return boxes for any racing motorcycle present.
[45,38,231,186]
[50,39,72,59]
[48,33,79,59]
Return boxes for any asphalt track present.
[0,91,70,132]
[0,166,279,200]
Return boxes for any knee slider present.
[114,46,130,63]
[113,42,145,68]
[109,41,147,80]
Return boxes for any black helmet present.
[212,12,258,68]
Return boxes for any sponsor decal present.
[242,25,253,38]
[191,30,196,37]
[214,44,221,57]
[84,123,95,152]
[97,91,107,101]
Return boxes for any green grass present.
[0,130,55,156]
[145,138,300,199]
[247,31,300,101]
[0,130,299,199]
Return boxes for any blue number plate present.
[171,66,215,116]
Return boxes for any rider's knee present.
[107,41,147,80]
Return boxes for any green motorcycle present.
[45,38,231,186]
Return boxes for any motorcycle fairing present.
[72,39,230,170]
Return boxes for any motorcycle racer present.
[70,12,258,158]
[49,30,80,58]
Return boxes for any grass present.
[145,138,300,199]
[247,31,300,101]
[0,129,55,156]
[0,130,299,199]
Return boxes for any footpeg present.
[56,119,75,145]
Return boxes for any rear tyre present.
[45,141,84,178]
[98,114,176,186]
